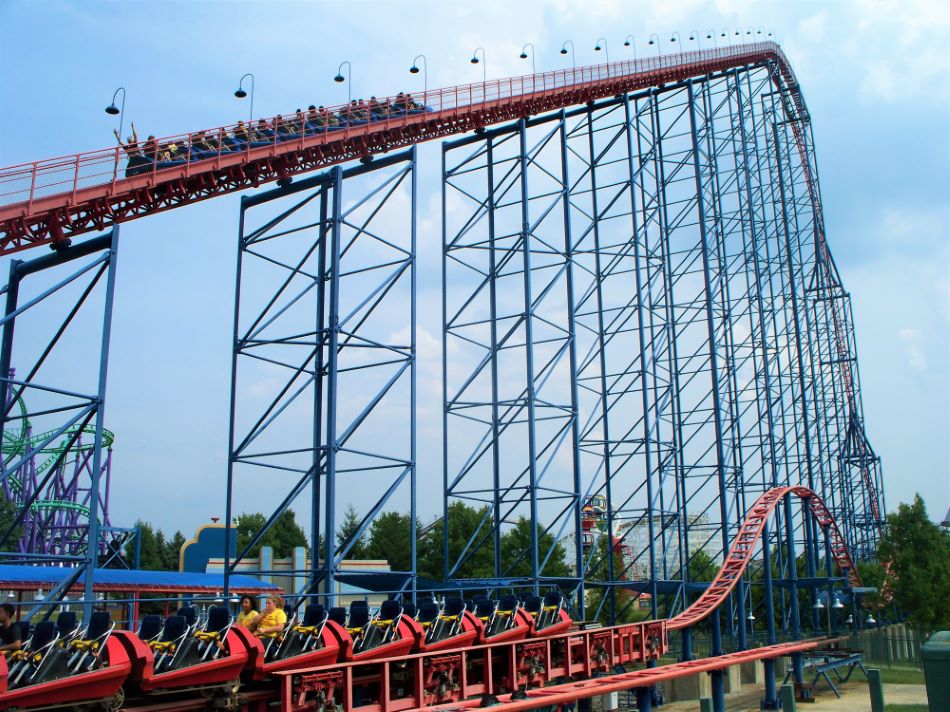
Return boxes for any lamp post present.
[560,40,576,69]
[721,28,730,45]
[688,30,700,49]
[623,35,637,61]
[410,54,428,97]
[670,31,682,49]
[594,37,609,63]
[706,29,717,48]
[470,47,486,84]
[334,60,352,105]
[520,42,536,76]
[648,34,661,57]
[105,86,127,144]
[234,73,255,125]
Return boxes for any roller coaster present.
[1,383,123,560]
[0,487,861,711]
[0,38,885,712]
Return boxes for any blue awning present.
[0,565,280,594]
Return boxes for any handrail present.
[667,486,861,631]
[0,42,785,213]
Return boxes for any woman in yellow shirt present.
[252,594,287,638]
[235,595,258,627]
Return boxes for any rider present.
[250,594,286,638]
[0,603,22,656]
[235,595,259,627]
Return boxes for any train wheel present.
[99,688,125,712]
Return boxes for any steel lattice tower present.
[442,55,883,635]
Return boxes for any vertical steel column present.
[623,93,660,616]
[687,76,732,618]
[224,204,247,597]
[486,137,503,578]
[323,165,344,602]
[517,118,541,593]
[559,109,586,616]
[585,105,617,620]
[311,188,329,578]
[82,228,119,619]
[409,145,418,603]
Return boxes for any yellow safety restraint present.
[69,638,100,653]
[148,639,176,653]
[193,629,222,643]
[291,623,319,635]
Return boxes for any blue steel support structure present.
[225,150,416,604]
[440,55,884,646]
[0,229,119,621]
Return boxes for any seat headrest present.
[86,611,112,638]
[138,614,163,639]
[303,604,327,627]
[524,595,542,613]
[379,600,402,620]
[176,606,198,625]
[402,602,417,618]
[56,611,78,633]
[348,607,370,627]
[349,600,368,611]
[31,620,57,648]
[417,601,440,622]
[444,597,466,616]
[161,615,187,640]
[497,594,520,610]
[206,606,231,632]
[327,607,347,626]
[543,590,563,606]
[475,599,496,618]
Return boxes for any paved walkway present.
[658,680,928,710]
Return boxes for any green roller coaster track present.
[1,394,114,518]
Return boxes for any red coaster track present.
[0,42,789,255]
[668,486,861,632]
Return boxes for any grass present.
[863,667,927,685]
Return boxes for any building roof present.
[0,565,280,594]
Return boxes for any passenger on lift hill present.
[249,594,286,638]
[0,603,22,655]
[236,595,259,627]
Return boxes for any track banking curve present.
[668,486,861,631]
[0,41,795,254]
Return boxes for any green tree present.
[855,560,886,609]
[335,504,367,560]
[417,501,495,580]
[877,495,950,630]
[499,516,571,578]
[163,531,186,572]
[0,494,23,548]
[365,511,417,571]
[686,549,717,582]
[133,520,167,570]
[235,509,308,559]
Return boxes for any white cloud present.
[897,327,928,372]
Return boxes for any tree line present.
[114,493,950,632]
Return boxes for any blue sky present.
[1,0,947,536]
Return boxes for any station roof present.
[0,565,280,595]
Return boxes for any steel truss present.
[441,61,883,644]
[225,150,417,603]
[0,229,119,616]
